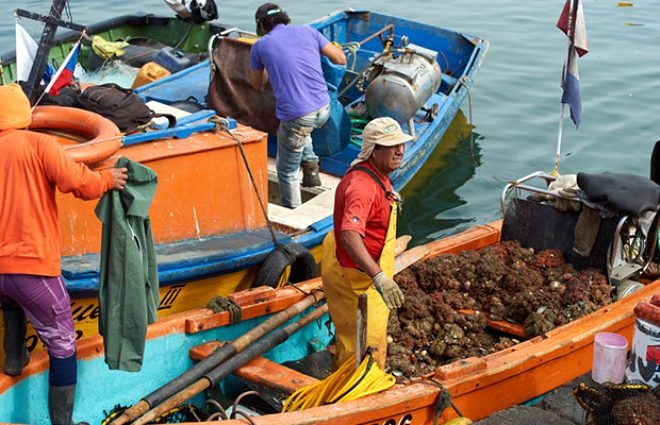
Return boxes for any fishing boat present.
[0,4,488,349]
[1,167,658,424]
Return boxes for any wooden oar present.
[110,291,325,425]
[457,309,527,338]
[132,303,329,425]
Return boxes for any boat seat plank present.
[189,343,317,392]
[234,356,319,393]
[268,190,335,230]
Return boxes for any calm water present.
[2,1,659,246]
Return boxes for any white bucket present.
[626,317,660,387]
[592,332,628,384]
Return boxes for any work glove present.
[372,272,405,309]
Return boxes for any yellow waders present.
[322,205,397,370]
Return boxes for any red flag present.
[44,40,81,95]
[557,0,588,57]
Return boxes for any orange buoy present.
[30,105,122,164]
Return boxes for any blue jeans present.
[276,104,330,208]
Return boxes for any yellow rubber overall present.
[322,205,397,369]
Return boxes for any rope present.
[206,295,242,323]
[214,119,280,247]
[415,378,468,425]
[281,350,395,412]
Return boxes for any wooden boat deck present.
[266,157,340,231]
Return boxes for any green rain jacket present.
[96,157,159,372]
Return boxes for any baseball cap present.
[362,117,413,147]
[255,3,283,23]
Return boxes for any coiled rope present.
[281,349,395,412]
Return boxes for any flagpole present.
[22,0,68,101]
[552,0,577,177]
[553,104,565,176]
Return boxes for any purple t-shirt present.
[250,24,330,121]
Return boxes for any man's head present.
[255,3,290,36]
[351,117,411,172]
[0,83,32,131]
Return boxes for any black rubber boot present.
[2,304,29,376]
[49,384,89,425]
[302,161,321,187]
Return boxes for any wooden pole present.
[131,303,329,425]
[356,293,368,368]
[109,291,324,425]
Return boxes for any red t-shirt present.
[333,161,393,269]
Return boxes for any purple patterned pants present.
[0,274,76,358]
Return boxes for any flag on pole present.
[15,22,39,83]
[557,0,588,127]
[557,0,588,57]
[15,21,59,86]
[44,39,81,96]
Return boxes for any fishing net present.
[573,381,660,425]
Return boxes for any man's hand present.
[109,167,128,190]
[372,272,405,309]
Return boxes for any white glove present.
[372,272,405,309]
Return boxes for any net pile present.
[573,381,660,425]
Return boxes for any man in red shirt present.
[0,83,127,425]
[322,116,411,370]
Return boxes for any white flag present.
[15,22,39,82]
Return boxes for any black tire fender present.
[253,243,318,288]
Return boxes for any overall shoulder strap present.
[348,165,401,206]
[349,165,388,193]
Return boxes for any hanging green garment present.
[96,156,159,372]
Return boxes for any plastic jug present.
[131,62,171,89]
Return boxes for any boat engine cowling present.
[365,43,442,125]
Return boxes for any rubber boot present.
[2,304,29,376]
[302,161,321,187]
[49,384,89,425]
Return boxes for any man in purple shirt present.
[250,3,346,208]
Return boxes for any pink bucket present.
[592,332,628,384]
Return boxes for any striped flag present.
[557,0,588,127]
[557,0,588,57]
[44,39,81,95]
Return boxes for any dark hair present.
[255,2,290,35]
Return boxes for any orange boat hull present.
[2,221,656,424]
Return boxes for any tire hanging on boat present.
[253,242,317,288]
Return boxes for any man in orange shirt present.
[0,83,127,425]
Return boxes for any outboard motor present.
[365,43,441,136]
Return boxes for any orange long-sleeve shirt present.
[0,128,113,276]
